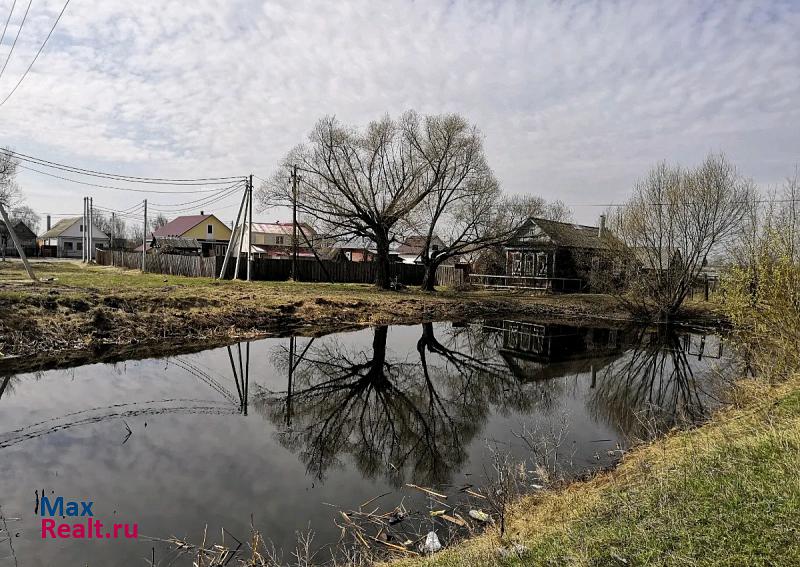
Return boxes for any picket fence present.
[96,250,217,278]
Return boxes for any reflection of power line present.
[0,398,236,449]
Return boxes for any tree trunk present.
[374,234,391,289]
[421,259,441,292]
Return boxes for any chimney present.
[598,214,607,237]
[46,215,51,231]
[200,210,204,216]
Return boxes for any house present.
[503,216,617,291]
[395,235,454,265]
[140,213,231,257]
[331,237,403,263]
[234,221,319,258]
[149,236,201,256]
[38,217,110,259]
[1,220,37,258]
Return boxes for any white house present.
[38,217,110,259]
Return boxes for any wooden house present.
[502,216,617,291]
[1,220,37,257]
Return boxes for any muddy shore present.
[0,261,724,375]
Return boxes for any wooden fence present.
[219,257,427,285]
[96,249,217,278]
[435,265,466,288]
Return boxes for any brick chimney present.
[46,215,51,231]
[598,214,607,237]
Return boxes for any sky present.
[0,0,798,230]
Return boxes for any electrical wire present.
[149,182,244,208]
[3,149,244,184]
[148,185,245,215]
[15,162,245,194]
[0,0,18,49]
[0,0,31,83]
[0,0,72,107]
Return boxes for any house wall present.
[183,217,232,241]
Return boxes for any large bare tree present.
[610,154,753,320]
[259,112,493,289]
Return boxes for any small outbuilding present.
[149,236,202,256]
[1,220,37,258]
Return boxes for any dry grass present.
[389,374,800,567]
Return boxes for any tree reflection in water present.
[588,326,731,441]
[254,323,539,486]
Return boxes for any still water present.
[0,320,733,566]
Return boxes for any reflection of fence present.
[96,249,217,278]
[468,273,584,292]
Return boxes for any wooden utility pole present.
[217,182,248,280]
[89,197,94,262]
[0,201,36,280]
[142,199,147,272]
[82,197,87,262]
[291,164,299,281]
[247,174,253,282]
[111,212,116,266]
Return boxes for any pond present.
[0,319,735,566]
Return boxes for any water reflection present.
[248,321,731,487]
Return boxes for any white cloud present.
[0,0,798,226]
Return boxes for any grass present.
[390,376,800,567]
[0,259,644,371]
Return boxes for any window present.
[79,225,84,232]
[432,244,439,252]
[511,252,522,275]
[65,242,73,251]
[275,236,285,245]
[207,224,213,235]
[536,252,548,276]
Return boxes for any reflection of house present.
[503,216,616,291]
[38,217,109,258]
[1,220,37,257]
[488,320,627,382]
[139,214,231,257]
[149,236,201,256]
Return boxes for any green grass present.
[393,381,800,567]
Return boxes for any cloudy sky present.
[0,0,798,229]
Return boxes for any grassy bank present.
[388,373,800,567]
[1,259,706,373]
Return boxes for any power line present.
[148,184,245,214]
[0,0,18,49]
[15,162,245,194]
[0,0,72,107]
[0,0,31,83]
[4,149,244,184]
[149,182,245,208]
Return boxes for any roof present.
[509,218,614,250]
[397,235,444,254]
[0,220,36,239]
[39,217,79,239]
[152,215,220,237]
[249,222,315,236]
[151,236,201,250]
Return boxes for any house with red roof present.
[136,213,232,257]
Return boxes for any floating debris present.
[468,509,491,523]
[419,531,442,554]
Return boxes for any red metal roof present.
[152,215,211,237]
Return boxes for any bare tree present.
[151,213,169,231]
[611,154,753,320]
[0,151,36,279]
[9,205,40,234]
[259,112,490,289]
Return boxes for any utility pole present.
[89,197,93,262]
[142,199,147,272]
[0,200,36,280]
[82,197,87,262]
[247,174,253,282]
[218,181,248,280]
[234,183,248,280]
[291,164,299,281]
[111,212,116,266]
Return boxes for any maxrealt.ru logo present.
[39,495,138,540]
